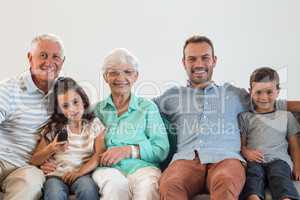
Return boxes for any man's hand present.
[241,147,264,163]
[100,146,131,166]
[40,159,57,175]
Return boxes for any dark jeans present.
[43,175,99,200]
[240,159,299,200]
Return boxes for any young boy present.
[239,67,300,200]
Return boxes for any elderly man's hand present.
[100,146,131,166]
[40,159,57,175]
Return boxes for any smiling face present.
[57,89,84,123]
[250,81,279,113]
[104,64,138,96]
[183,42,217,88]
[28,39,64,90]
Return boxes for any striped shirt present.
[45,118,105,177]
[0,71,51,167]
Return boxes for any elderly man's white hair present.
[102,48,139,72]
[30,33,65,57]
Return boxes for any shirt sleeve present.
[287,112,300,137]
[138,101,170,164]
[0,81,12,124]
[91,118,105,138]
[238,113,248,136]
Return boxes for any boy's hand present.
[242,147,264,163]
[293,165,300,181]
[62,171,81,185]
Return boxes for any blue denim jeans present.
[43,175,99,200]
[240,159,299,200]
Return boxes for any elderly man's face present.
[183,42,217,88]
[28,39,64,87]
[104,64,138,95]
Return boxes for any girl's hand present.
[62,171,81,185]
[48,135,68,153]
[100,146,131,167]
[241,147,264,163]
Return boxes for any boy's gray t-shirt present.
[238,110,300,170]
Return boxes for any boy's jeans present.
[240,159,299,200]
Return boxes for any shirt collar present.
[186,80,216,91]
[249,100,277,114]
[20,71,43,94]
[103,93,139,111]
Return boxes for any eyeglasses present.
[106,69,137,77]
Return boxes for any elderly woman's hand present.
[100,146,131,166]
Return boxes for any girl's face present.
[57,89,85,123]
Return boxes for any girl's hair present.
[42,77,95,141]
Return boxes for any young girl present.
[31,77,105,200]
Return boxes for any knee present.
[138,175,159,194]
[159,176,184,194]
[15,166,45,193]
[211,174,235,191]
[22,166,45,187]
[74,176,98,194]
[44,178,65,194]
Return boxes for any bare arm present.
[287,101,300,112]
[62,133,106,184]
[240,133,264,163]
[288,134,300,180]
[30,136,67,166]
[78,134,106,175]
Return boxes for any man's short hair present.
[30,33,65,57]
[250,67,280,89]
[183,35,215,59]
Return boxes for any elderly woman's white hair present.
[30,33,65,57]
[102,48,139,72]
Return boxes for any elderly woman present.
[92,48,169,200]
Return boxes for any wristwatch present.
[130,145,138,159]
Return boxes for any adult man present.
[155,35,299,200]
[0,34,65,200]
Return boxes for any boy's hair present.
[42,77,95,141]
[250,67,280,90]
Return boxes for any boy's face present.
[250,81,279,113]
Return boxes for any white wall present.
[0,0,299,103]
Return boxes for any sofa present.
[193,113,300,200]
[163,112,300,200]
[1,113,300,200]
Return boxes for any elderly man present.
[0,34,65,200]
[155,35,300,200]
